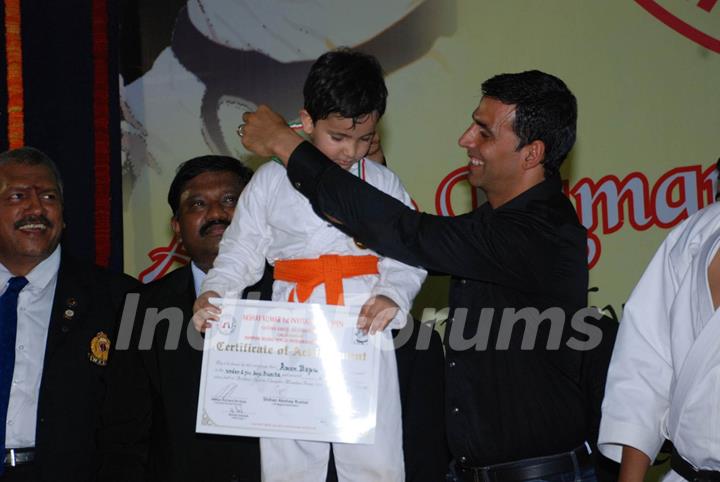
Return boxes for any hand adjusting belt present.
[274,254,379,306]
[456,444,592,482]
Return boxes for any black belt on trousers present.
[671,448,720,481]
[455,444,592,482]
[3,448,35,467]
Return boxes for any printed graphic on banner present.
[434,164,718,269]
[122,0,720,339]
[121,0,453,281]
[636,0,719,53]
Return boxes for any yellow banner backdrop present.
[122,0,719,324]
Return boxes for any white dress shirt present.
[191,261,205,298]
[0,246,60,449]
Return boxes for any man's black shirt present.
[287,141,592,465]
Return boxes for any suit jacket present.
[31,254,137,482]
[98,264,272,482]
[394,321,449,482]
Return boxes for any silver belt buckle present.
[4,448,35,466]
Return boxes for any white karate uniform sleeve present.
[368,167,427,330]
[200,164,276,297]
[598,228,681,462]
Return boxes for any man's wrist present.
[272,129,303,165]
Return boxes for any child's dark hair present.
[303,48,387,124]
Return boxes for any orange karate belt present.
[273,254,379,306]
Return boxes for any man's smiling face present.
[171,170,244,272]
[0,161,64,275]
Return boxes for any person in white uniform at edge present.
[598,201,720,481]
[193,48,427,482]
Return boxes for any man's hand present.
[358,295,399,335]
[240,105,303,164]
[192,290,221,333]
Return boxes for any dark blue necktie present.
[0,276,29,472]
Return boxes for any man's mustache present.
[15,215,53,230]
[199,219,230,237]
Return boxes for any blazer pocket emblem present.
[88,331,111,366]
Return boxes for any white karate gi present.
[202,159,427,482]
[598,202,720,480]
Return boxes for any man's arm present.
[200,167,273,297]
[294,141,555,287]
[618,446,651,482]
[193,165,276,331]
[242,106,551,287]
[597,229,678,465]
[361,168,427,333]
[194,163,276,331]
[371,168,426,324]
[242,106,557,288]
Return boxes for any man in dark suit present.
[98,156,270,482]
[0,147,137,481]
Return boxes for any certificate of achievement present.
[196,299,381,444]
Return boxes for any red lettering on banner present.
[435,166,473,216]
[651,166,702,228]
[434,163,718,269]
[697,0,718,13]
[140,164,718,281]
[138,234,190,283]
[571,174,653,235]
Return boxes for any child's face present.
[300,111,379,170]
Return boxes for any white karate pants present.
[260,334,404,482]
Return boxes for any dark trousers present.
[0,463,36,481]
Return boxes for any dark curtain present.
[0,0,123,271]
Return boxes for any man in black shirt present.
[239,71,599,481]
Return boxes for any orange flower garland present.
[4,0,23,148]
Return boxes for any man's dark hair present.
[0,146,64,199]
[481,70,577,177]
[167,155,253,217]
[303,47,388,124]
